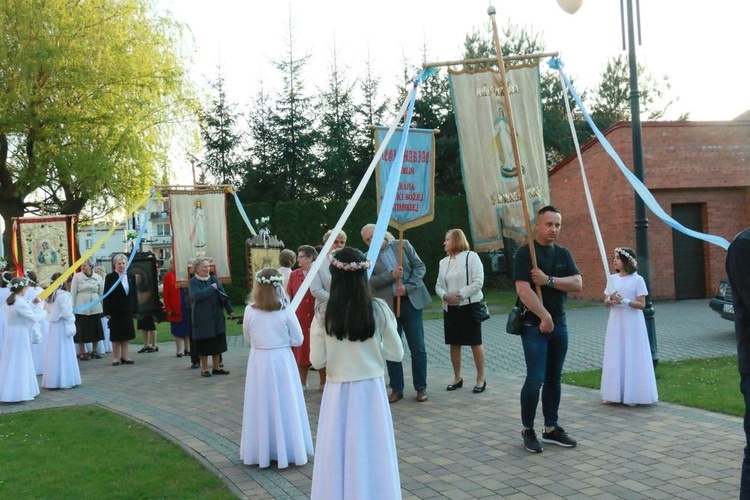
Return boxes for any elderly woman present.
[277,249,296,287]
[189,257,235,377]
[103,254,139,365]
[71,259,105,360]
[435,229,487,394]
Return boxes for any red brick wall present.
[549,121,750,301]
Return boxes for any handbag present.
[506,298,528,335]
[465,253,490,322]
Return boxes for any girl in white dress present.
[240,268,313,468]
[42,273,81,389]
[601,247,658,406]
[26,272,47,375]
[310,247,404,500]
[0,277,47,402]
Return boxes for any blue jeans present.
[387,299,427,392]
[520,322,569,429]
[741,373,750,499]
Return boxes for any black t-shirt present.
[513,241,581,323]
[727,228,750,374]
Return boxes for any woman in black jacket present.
[103,253,139,366]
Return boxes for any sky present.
[155,0,749,183]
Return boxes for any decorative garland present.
[614,247,638,268]
[255,271,284,286]
[330,250,371,271]
[10,277,29,291]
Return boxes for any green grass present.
[563,355,744,417]
[0,406,235,499]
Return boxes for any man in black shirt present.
[727,228,750,499]
[513,206,582,453]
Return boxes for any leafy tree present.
[200,67,244,185]
[0,0,192,254]
[590,54,688,131]
[315,40,360,200]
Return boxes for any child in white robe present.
[43,273,81,389]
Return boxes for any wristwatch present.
[547,276,555,288]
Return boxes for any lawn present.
[0,406,235,499]
[563,355,744,417]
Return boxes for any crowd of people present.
[0,205,689,497]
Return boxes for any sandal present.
[77,353,90,361]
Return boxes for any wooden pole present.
[487,5,542,299]
[423,51,559,70]
[396,229,404,317]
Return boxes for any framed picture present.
[129,257,163,315]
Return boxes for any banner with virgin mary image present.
[13,215,76,286]
[448,64,550,251]
[168,189,230,284]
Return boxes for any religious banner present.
[374,126,436,231]
[168,189,231,284]
[13,215,76,286]
[448,64,550,251]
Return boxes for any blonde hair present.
[252,268,283,311]
[446,229,470,253]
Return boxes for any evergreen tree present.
[315,40,360,199]
[269,14,319,201]
[242,79,282,203]
[200,68,244,185]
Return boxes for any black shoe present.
[190,363,200,369]
[153,346,159,352]
[542,426,577,448]
[472,381,487,393]
[91,353,102,359]
[522,428,543,453]
[145,347,155,353]
[212,368,230,375]
[120,358,134,364]
[176,353,184,358]
[201,371,212,377]
[137,347,149,353]
[446,379,463,391]
[112,361,120,366]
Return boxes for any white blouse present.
[435,250,484,311]
[242,305,303,349]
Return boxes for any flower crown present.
[614,247,638,267]
[10,277,29,291]
[255,271,284,286]
[330,250,371,271]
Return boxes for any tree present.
[200,67,244,185]
[590,54,688,131]
[242,78,280,202]
[315,39,360,200]
[0,0,192,255]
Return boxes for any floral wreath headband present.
[329,250,371,271]
[10,277,30,291]
[614,247,638,267]
[255,271,284,287]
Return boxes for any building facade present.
[549,120,750,301]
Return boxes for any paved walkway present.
[1,299,742,499]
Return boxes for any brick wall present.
[549,121,750,301]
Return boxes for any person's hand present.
[444,292,461,306]
[539,315,554,334]
[530,268,548,287]
[31,297,41,304]
[610,292,623,305]
[396,285,408,297]
[391,266,403,279]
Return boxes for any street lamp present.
[558,0,658,363]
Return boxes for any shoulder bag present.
[465,252,490,322]
[505,297,528,335]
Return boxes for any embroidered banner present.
[14,215,75,286]
[374,126,436,231]
[168,190,231,284]
[448,65,550,251]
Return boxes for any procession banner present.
[448,64,550,251]
[168,189,231,284]
[374,126,436,231]
[13,215,75,286]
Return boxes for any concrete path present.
[1,299,742,499]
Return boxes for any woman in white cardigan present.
[435,228,487,393]
[310,247,404,500]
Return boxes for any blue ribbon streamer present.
[365,70,429,277]
[231,189,258,236]
[550,58,730,250]
[74,189,158,313]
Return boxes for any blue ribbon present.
[366,70,431,276]
[231,189,258,236]
[551,58,730,250]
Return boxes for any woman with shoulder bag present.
[435,229,487,394]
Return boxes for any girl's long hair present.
[325,247,375,341]
[7,278,26,306]
[252,268,283,311]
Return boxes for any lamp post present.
[558,0,657,363]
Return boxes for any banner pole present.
[488,5,542,299]
[396,230,404,318]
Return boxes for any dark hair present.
[1,271,13,288]
[278,249,296,268]
[325,247,375,341]
[26,271,38,285]
[47,272,69,303]
[297,245,318,260]
[7,277,27,306]
[615,247,638,274]
[538,205,560,216]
